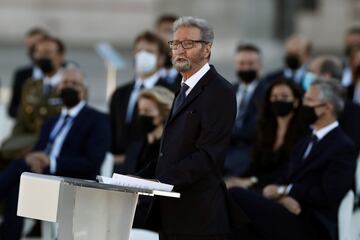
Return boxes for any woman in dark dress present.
[226,78,308,190]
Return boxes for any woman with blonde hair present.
[123,86,174,229]
[122,86,174,175]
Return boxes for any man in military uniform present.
[0,36,66,164]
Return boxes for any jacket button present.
[159,152,164,157]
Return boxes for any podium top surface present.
[21,172,180,198]
[22,172,154,195]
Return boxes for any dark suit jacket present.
[346,84,355,101]
[124,138,160,175]
[339,100,360,152]
[33,105,111,180]
[230,80,268,147]
[278,126,357,240]
[8,65,33,118]
[109,77,171,156]
[138,66,248,236]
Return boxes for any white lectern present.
[17,172,180,240]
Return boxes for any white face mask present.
[135,50,157,75]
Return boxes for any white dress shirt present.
[32,66,43,80]
[341,66,352,87]
[126,72,160,123]
[181,63,210,96]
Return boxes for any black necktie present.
[172,83,189,116]
[303,134,319,160]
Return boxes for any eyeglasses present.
[168,40,209,49]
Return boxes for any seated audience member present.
[225,43,268,177]
[123,86,174,174]
[307,55,360,152]
[8,27,49,118]
[109,31,172,173]
[341,26,360,87]
[226,79,307,190]
[154,14,182,91]
[126,87,174,228]
[0,36,66,164]
[347,46,360,104]
[0,67,111,240]
[230,78,357,240]
[265,34,313,89]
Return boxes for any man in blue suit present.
[230,78,357,240]
[0,67,111,239]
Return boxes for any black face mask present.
[36,58,54,74]
[60,88,80,108]
[285,54,301,70]
[138,115,157,134]
[237,70,257,84]
[298,104,325,125]
[270,101,295,117]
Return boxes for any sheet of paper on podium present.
[97,173,180,198]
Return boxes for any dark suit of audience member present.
[226,79,266,176]
[226,79,307,191]
[225,44,268,177]
[0,68,111,240]
[230,79,357,240]
[339,100,360,152]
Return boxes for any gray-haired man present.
[138,16,248,240]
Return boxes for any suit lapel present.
[166,66,213,124]
[168,86,203,123]
[289,128,338,181]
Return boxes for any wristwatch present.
[277,186,286,195]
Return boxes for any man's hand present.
[263,184,282,200]
[278,196,302,215]
[113,154,125,164]
[25,152,50,173]
[225,177,258,189]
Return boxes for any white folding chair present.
[338,190,355,240]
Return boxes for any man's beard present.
[172,56,192,72]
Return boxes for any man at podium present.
[138,16,245,240]
[0,67,110,239]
